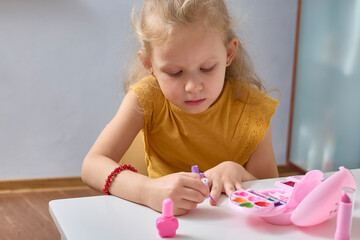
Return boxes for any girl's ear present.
[226,38,239,66]
[138,51,153,73]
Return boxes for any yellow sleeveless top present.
[130,76,279,178]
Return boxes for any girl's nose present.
[185,78,203,93]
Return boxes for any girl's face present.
[146,24,237,114]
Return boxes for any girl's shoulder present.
[129,75,164,115]
[130,75,161,94]
[228,78,279,108]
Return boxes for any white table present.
[49,169,360,239]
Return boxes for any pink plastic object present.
[156,198,179,238]
[334,187,355,240]
[291,167,356,226]
[229,166,357,227]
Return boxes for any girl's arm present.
[81,90,208,215]
[81,90,147,202]
[244,125,279,179]
[204,125,278,205]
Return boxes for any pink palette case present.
[229,166,357,226]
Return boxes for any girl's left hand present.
[204,161,253,205]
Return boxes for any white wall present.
[0,0,297,180]
[230,0,297,170]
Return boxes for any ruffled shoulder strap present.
[129,76,163,116]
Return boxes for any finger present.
[207,178,212,189]
[177,199,198,211]
[224,182,236,197]
[209,179,222,206]
[180,187,207,203]
[203,178,216,202]
[182,176,209,197]
[178,172,201,180]
[173,208,190,216]
[235,182,244,190]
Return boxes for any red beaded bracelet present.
[103,164,138,195]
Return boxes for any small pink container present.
[156,198,179,238]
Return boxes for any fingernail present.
[209,194,216,202]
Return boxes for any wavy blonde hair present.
[123,0,265,96]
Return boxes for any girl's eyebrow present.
[160,56,220,69]
[159,64,181,72]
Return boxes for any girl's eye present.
[200,65,216,72]
[167,71,183,77]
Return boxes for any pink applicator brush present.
[334,187,356,240]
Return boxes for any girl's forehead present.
[150,25,226,65]
[147,18,226,45]
[153,24,223,48]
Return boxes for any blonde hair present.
[124,0,265,96]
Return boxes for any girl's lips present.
[185,98,206,106]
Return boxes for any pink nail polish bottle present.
[156,198,179,238]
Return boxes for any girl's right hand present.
[145,172,209,215]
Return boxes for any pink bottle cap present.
[162,198,173,217]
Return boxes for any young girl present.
[81,0,279,215]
